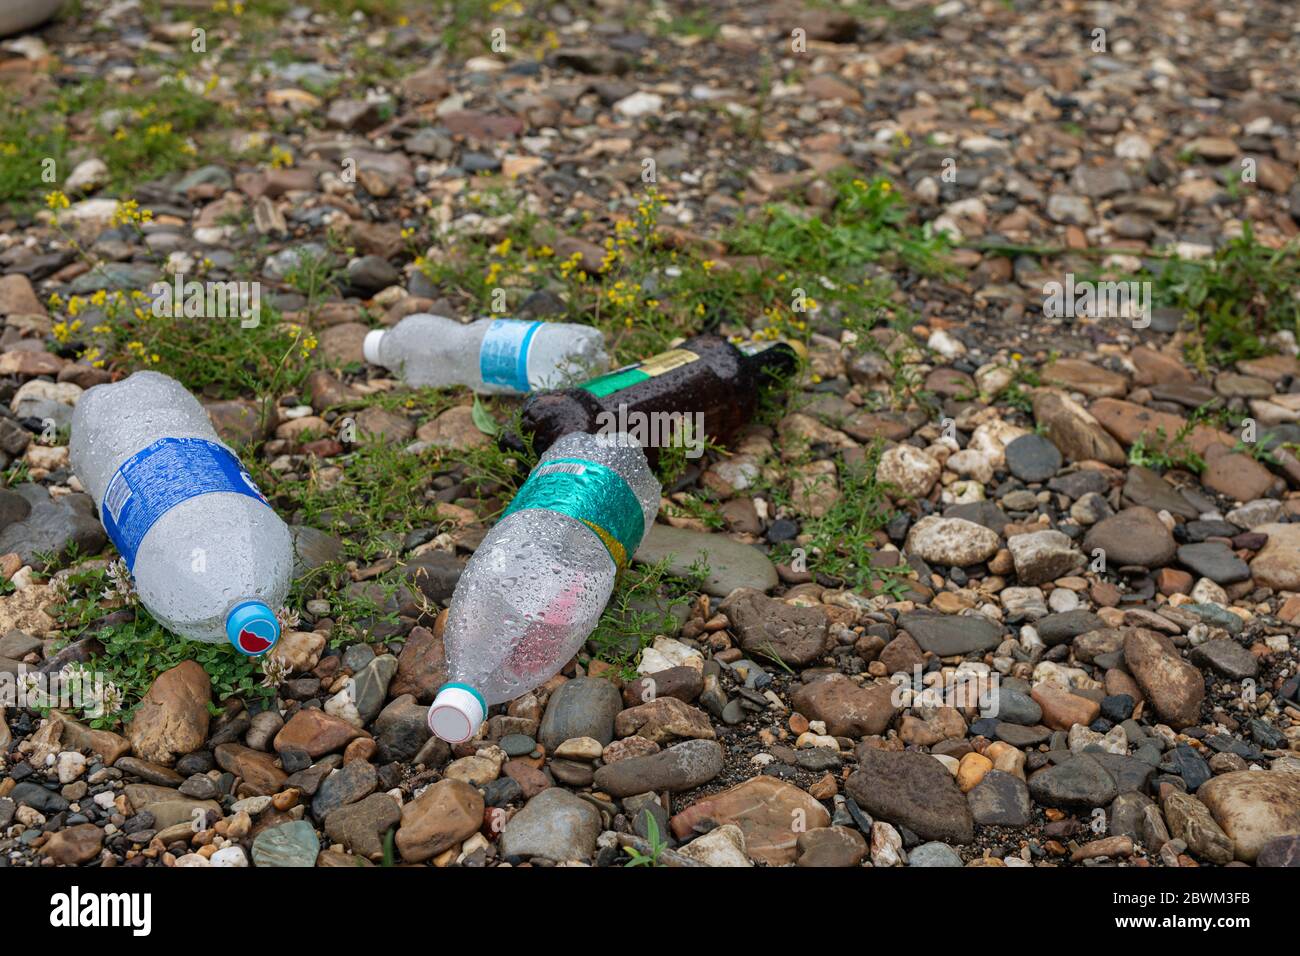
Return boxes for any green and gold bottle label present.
[579,347,699,398]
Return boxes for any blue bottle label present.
[501,457,645,570]
[101,437,269,570]
[479,319,542,392]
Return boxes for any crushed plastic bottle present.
[427,431,660,742]
[69,370,292,655]
[362,313,608,394]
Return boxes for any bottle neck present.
[738,339,799,378]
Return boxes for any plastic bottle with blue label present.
[427,431,660,743]
[362,313,608,395]
[69,371,293,655]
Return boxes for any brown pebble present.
[1091,581,1122,607]
[808,772,838,800]
[989,549,1014,575]
[343,737,377,764]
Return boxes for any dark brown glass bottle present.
[503,334,798,465]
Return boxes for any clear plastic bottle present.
[69,371,292,655]
[362,314,609,394]
[427,432,660,742]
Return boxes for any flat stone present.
[1042,359,1129,399]
[898,611,1002,656]
[0,274,46,316]
[1072,163,1132,198]
[1176,542,1250,584]
[41,824,104,865]
[311,758,377,819]
[1036,610,1105,646]
[791,674,896,738]
[719,588,829,667]
[251,820,320,868]
[499,788,602,863]
[967,770,1033,826]
[1122,466,1199,519]
[414,405,490,451]
[1167,743,1213,792]
[287,522,343,574]
[1238,354,1300,382]
[988,686,1042,725]
[274,709,369,758]
[347,653,399,725]
[0,628,40,659]
[1092,395,1232,455]
[1031,389,1126,465]
[354,406,414,442]
[323,792,401,860]
[1124,629,1205,729]
[623,666,703,706]
[0,490,107,569]
[1188,639,1258,680]
[114,756,183,786]
[1092,752,1155,794]
[634,524,777,597]
[796,825,868,867]
[1032,685,1101,730]
[1027,754,1118,809]
[214,743,288,796]
[1202,452,1276,502]
[592,738,724,797]
[1082,507,1177,568]
[670,775,832,865]
[1110,791,1155,843]
[846,746,975,844]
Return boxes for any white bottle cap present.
[362,329,386,366]
[427,684,486,743]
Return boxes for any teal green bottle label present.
[502,457,645,570]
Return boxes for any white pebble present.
[210,846,249,867]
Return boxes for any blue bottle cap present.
[225,600,280,656]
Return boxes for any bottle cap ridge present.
[428,683,487,743]
[225,601,280,656]
[362,329,386,366]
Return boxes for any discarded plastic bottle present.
[70,370,292,655]
[362,313,609,394]
[427,431,660,743]
[505,334,798,464]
